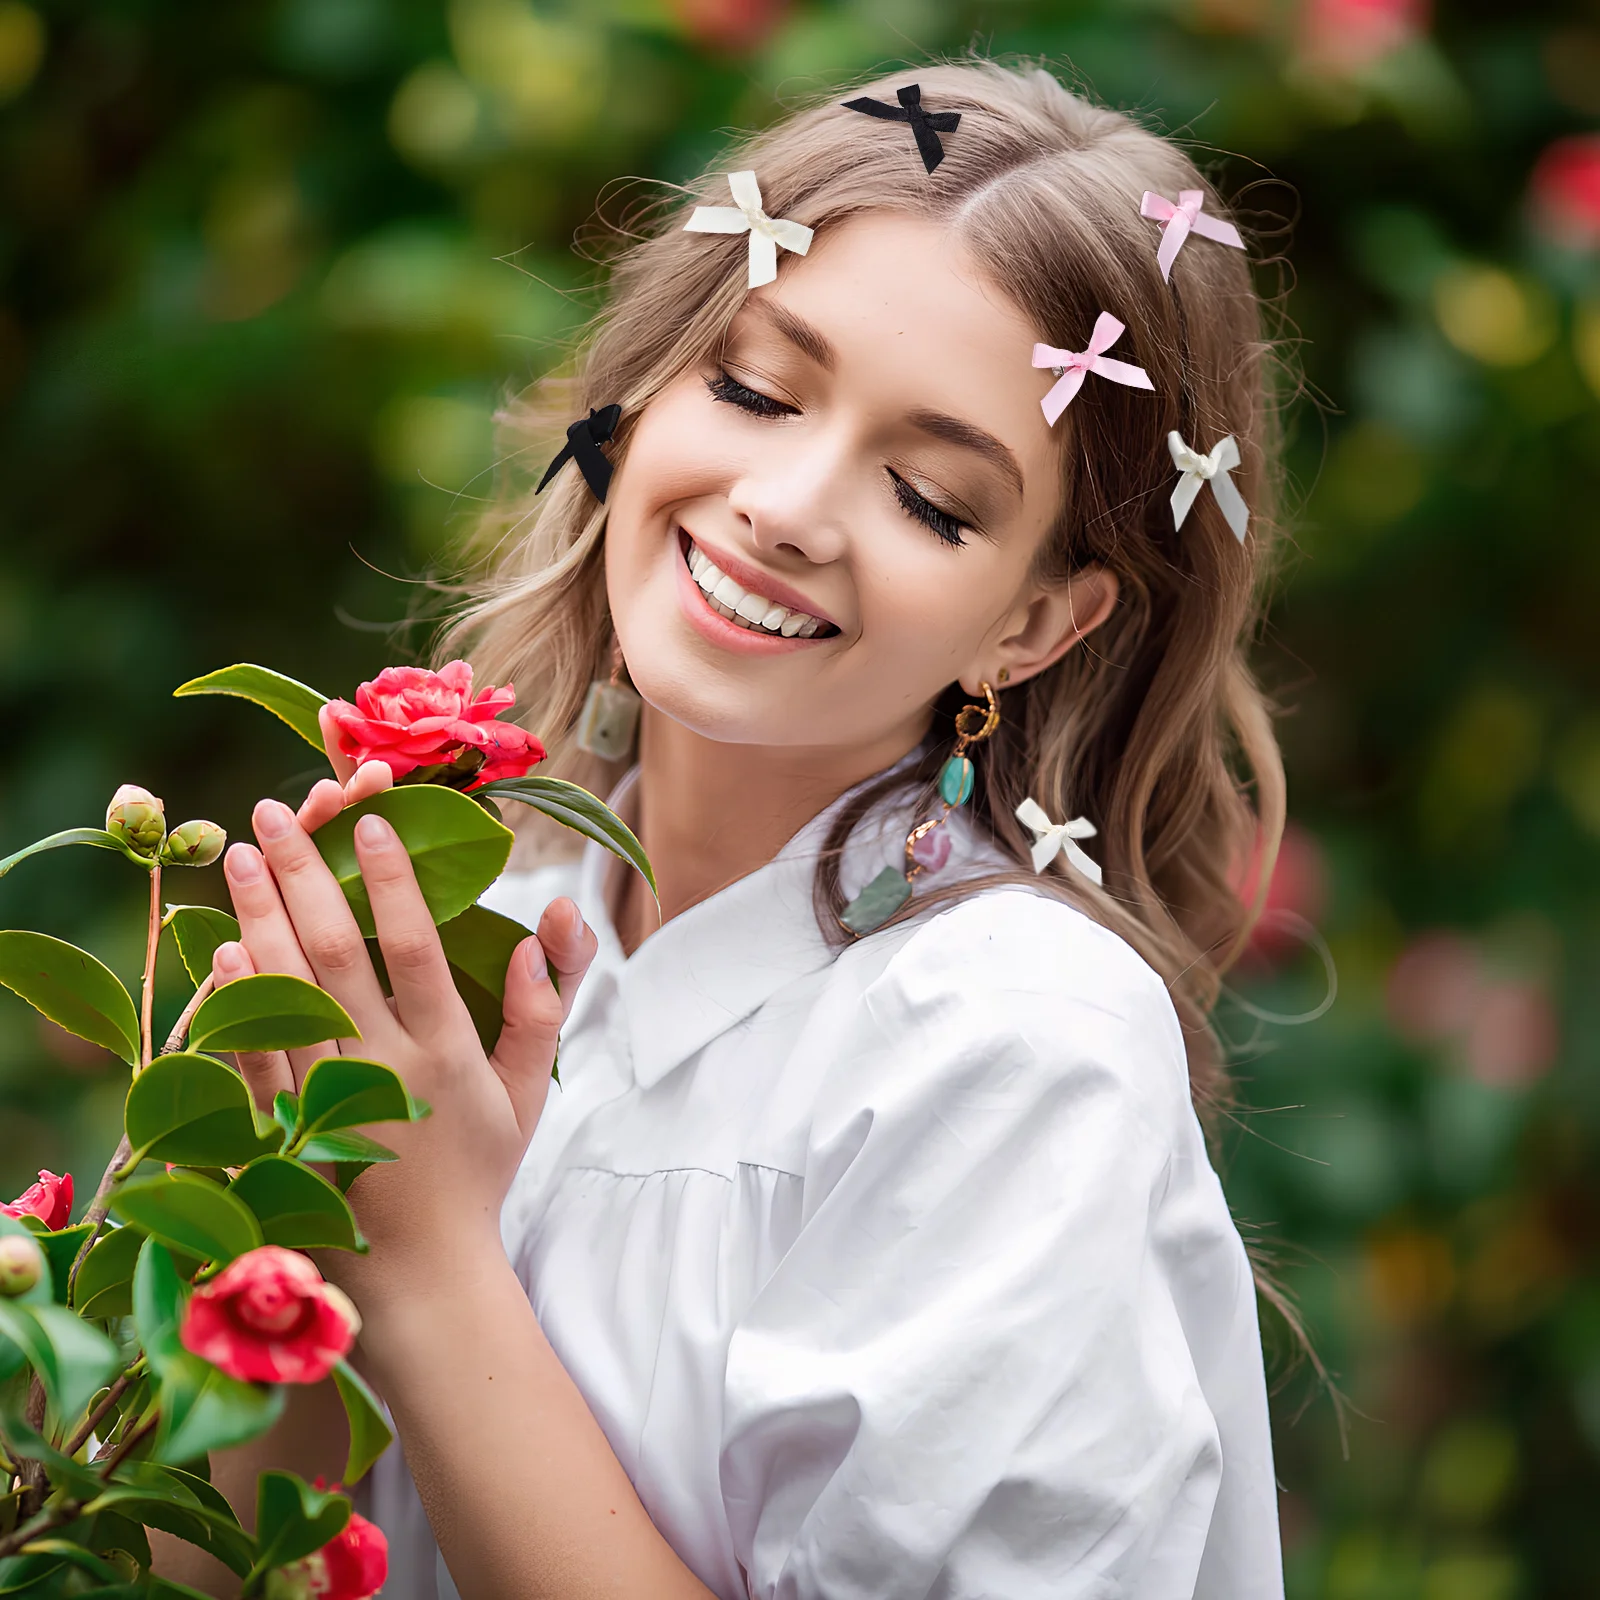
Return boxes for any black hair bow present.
[536,403,623,502]
[841,83,960,174]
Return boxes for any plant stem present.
[139,860,162,1072]
[61,1361,144,1460]
[14,1381,47,1517]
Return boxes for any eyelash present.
[705,368,969,549]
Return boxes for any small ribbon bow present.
[1139,189,1245,283]
[684,171,814,289]
[1031,313,1155,426]
[1168,430,1249,543]
[536,404,623,503]
[1015,798,1102,885]
[841,83,961,174]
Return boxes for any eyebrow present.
[746,300,1026,499]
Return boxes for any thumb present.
[488,936,563,1135]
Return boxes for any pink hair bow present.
[1030,313,1154,426]
[1139,190,1245,282]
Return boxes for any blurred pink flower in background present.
[668,0,789,52]
[1528,135,1600,249]
[1299,0,1429,72]
[1237,820,1329,967]
[1387,931,1559,1085]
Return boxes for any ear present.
[961,567,1119,694]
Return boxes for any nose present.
[725,427,851,568]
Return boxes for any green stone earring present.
[840,680,1003,936]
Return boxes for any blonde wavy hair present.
[436,58,1288,1132]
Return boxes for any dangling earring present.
[840,681,1002,936]
[574,633,642,760]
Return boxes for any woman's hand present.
[209,711,598,1294]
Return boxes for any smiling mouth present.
[682,537,840,639]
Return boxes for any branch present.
[138,862,162,1071]
[61,1362,143,1460]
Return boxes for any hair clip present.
[1031,313,1154,426]
[1168,431,1249,543]
[1139,190,1245,283]
[1015,798,1102,885]
[841,83,960,174]
[536,404,623,502]
[683,171,814,289]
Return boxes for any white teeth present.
[684,538,831,638]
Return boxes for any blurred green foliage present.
[0,0,1597,1592]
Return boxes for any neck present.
[615,705,927,956]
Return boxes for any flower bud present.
[106,784,166,856]
[0,1233,44,1297]
[160,819,227,868]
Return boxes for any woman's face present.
[603,210,1113,755]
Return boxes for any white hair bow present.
[1015,798,1102,885]
[1168,431,1249,543]
[684,171,814,289]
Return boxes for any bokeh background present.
[1,0,1597,1592]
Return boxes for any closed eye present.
[888,469,967,549]
[706,369,795,419]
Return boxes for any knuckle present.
[306,924,366,973]
[385,927,437,970]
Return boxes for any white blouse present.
[368,769,1284,1600]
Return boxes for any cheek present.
[853,542,1005,663]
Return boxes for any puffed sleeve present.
[719,890,1248,1600]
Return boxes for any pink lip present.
[678,528,840,630]
[673,532,837,655]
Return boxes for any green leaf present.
[332,1359,392,1484]
[174,664,329,754]
[0,827,135,880]
[272,1091,300,1146]
[314,784,513,937]
[439,902,532,1054]
[228,1156,364,1252]
[132,1238,185,1376]
[0,930,140,1065]
[163,905,242,988]
[103,1460,255,1576]
[86,1506,153,1568]
[157,1351,285,1464]
[125,1051,280,1168]
[248,1471,350,1587]
[12,1539,121,1582]
[295,1128,397,1166]
[0,1298,120,1420]
[296,1056,424,1142]
[478,774,656,896]
[74,1224,147,1321]
[32,1224,94,1306]
[113,1174,263,1266]
[187,973,360,1055]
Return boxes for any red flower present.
[269,1484,389,1600]
[180,1246,359,1385]
[1299,0,1427,71]
[1235,822,1328,966]
[1529,135,1600,249]
[1,1170,73,1230]
[323,660,545,788]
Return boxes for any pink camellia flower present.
[180,1246,359,1385]
[1234,822,1329,967]
[1529,135,1600,249]
[265,1482,388,1600]
[1,1170,73,1230]
[1299,0,1427,72]
[323,659,545,788]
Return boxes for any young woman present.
[186,58,1289,1600]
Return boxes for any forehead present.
[739,209,1055,460]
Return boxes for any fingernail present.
[226,844,262,882]
[254,799,293,841]
[527,939,550,983]
[215,941,246,975]
[355,813,394,847]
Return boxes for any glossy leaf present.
[125,1050,279,1167]
[187,973,359,1055]
[478,774,656,895]
[157,1349,286,1464]
[0,930,139,1064]
[0,1297,120,1420]
[74,1223,148,1321]
[332,1359,392,1483]
[90,1470,254,1577]
[132,1237,186,1377]
[228,1156,365,1251]
[33,1223,94,1305]
[0,826,134,880]
[314,783,513,936]
[295,1128,398,1165]
[296,1055,424,1140]
[113,1174,263,1265]
[272,1090,300,1145]
[248,1471,350,1587]
[174,663,328,753]
[163,904,242,988]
